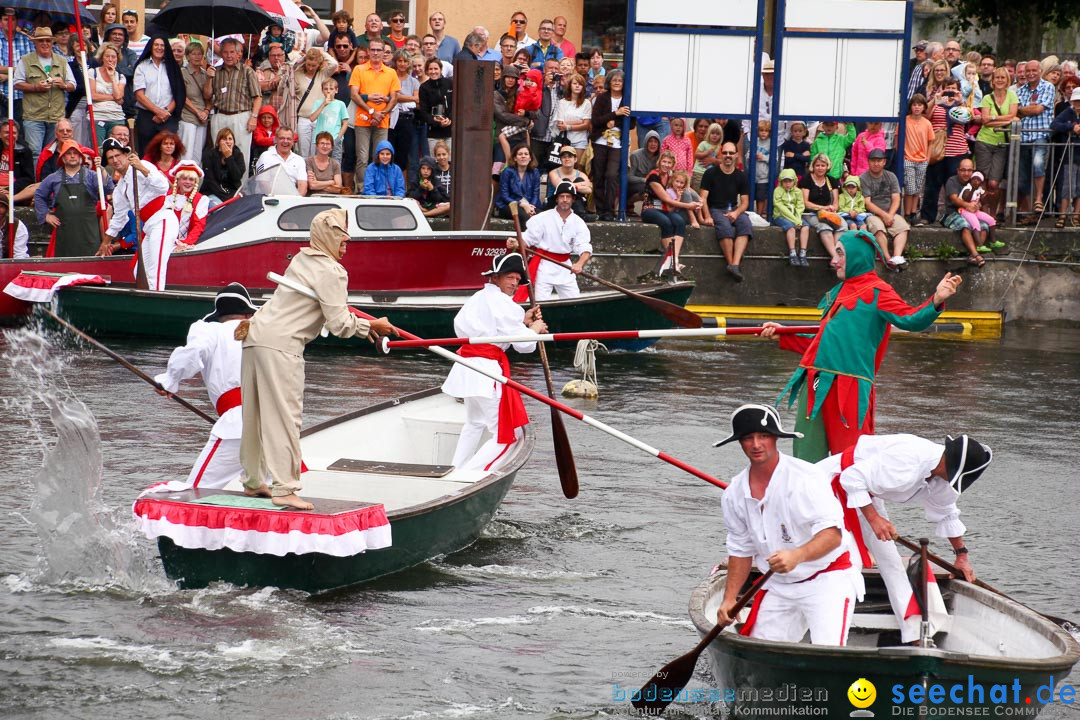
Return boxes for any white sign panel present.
[785,0,906,32]
[631,33,754,115]
[777,37,902,117]
[636,0,759,28]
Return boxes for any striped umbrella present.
[250,0,311,34]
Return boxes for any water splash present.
[2,324,165,593]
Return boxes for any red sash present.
[458,344,528,443]
[215,387,241,416]
[832,445,873,567]
[738,551,853,636]
[512,250,571,302]
[139,194,166,224]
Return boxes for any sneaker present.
[915,218,929,227]
[989,240,1005,249]
[797,254,809,267]
[727,264,744,282]
[975,245,992,254]
[789,254,799,267]
[676,263,686,273]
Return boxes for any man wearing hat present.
[441,253,547,471]
[12,26,76,156]
[716,404,863,646]
[151,284,259,493]
[508,180,592,300]
[34,139,113,257]
[910,40,928,72]
[816,433,991,643]
[98,137,173,289]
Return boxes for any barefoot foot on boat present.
[244,483,271,497]
[272,493,314,511]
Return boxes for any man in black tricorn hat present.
[149,283,258,492]
[441,253,547,471]
[816,433,992,644]
[716,404,864,646]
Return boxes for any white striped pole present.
[268,272,729,490]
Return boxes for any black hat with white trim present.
[203,282,258,322]
[713,403,803,447]
[943,434,992,494]
[554,180,577,198]
[481,252,529,284]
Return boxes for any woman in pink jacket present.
[849,122,887,177]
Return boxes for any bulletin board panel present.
[784,0,907,32]
[777,36,904,118]
[630,33,755,115]
[635,0,759,28]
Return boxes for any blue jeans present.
[641,207,686,238]
[636,118,670,147]
[1019,139,1048,193]
[773,217,798,231]
[709,208,753,239]
[23,119,55,157]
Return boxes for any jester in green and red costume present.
[766,231,963,462]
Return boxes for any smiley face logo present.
[847,678,876,709]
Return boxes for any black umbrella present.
[151,0,274,37]
[1,0,97,25]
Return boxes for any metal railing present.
[1004,123,1079,226]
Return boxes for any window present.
[355,205,418,231]
[277,204,341,231]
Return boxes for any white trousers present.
[856,501,947,643]
[296,117,315,158]
[211,111,253,183]
[451,395,522,472]
[533,262,580,300]
[178,120,208,163]
[138,211,180,291]
[746,569,858,646]
[186,435,243,489]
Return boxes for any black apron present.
[54,168,100,257]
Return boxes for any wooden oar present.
[42,308,215,424]
[510,204,579,499]
[382,325,822,351]
[894,535,1075,630]
[527,247,703,329]
[632,570,774,714]
[268,272,728,490]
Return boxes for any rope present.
[993,131,1074,310]
[572,339,606,388]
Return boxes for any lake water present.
[1,319,1078,720]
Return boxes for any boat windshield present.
[240,165,302,197]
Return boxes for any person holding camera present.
[417,57,453,156]
[920,77,970,225]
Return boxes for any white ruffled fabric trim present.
[136,515,393,558]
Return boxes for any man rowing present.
[151,284,257,492]
[816,433,992,643]
[716,404,863,646]
[507,181,592,300]
[441,253,547,471]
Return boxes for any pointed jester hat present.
[838,229,895,276]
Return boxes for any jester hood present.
[776,230,943,426]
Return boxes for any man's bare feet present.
[244,483,271,498]
[272,493,314,511]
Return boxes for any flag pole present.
[70,0,108,245]
[5,10,14,258]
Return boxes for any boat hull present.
[688,570,1080,718]
[53,282,696,352]
[149,389,534,594]
[0,234,509,323]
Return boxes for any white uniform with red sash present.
[151,318,244,491]
[817,434,961,642]
[721,453,864,645]
[516,208,592,301]
[106,163,172,290]
[441,283,534,471]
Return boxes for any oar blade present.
[630,648,701,713]
[639,294,703,328]
[549,409,579,498]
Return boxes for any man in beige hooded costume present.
[239,208,395,510]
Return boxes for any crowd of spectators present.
[2,5,1078,271]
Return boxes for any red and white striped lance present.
[267,272,730,491]
[381,326,820,352]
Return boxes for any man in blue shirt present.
[1014,59,1056,220]
[527,19,563,69]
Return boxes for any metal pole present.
[5,11,14,258]
[71,0,108,245]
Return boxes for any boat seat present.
[399,410,464,437]
[852,612,901,630]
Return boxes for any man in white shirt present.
[509,182,592,299]
[99,137,174,289]
[716,404,863,646]
[441,253,546,471]
[255,126,308,195]
[133,36,179,154]
[151,284,258,492]
[816,433,991,643]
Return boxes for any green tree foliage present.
[934,0,1079,59]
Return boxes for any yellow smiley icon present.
[848,678,876,709]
